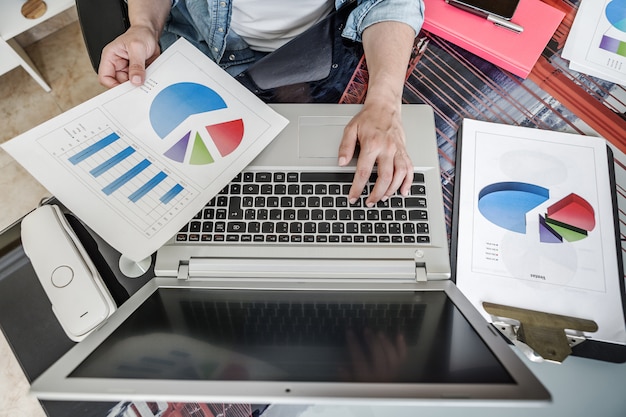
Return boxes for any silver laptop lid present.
[29,278,550,405]
[155,104,450,282]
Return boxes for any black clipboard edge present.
[449,120,626,363]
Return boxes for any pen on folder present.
[487,14,524,33]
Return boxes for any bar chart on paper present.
[38,109,196,237]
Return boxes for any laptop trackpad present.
[298,116,351,159]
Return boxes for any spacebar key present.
[300,172,354,183]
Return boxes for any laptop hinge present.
[184,258,418,280]
[177,263,189,280]
[415,264,427,282]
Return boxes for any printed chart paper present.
[563,0,626,85]
[455,119,626,345]
[2,39,289,262]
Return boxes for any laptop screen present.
[68,288,514,384]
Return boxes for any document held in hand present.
[453,119,626,353]
[1,39,288,262]
[422,0,565,78]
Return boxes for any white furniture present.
[0,0,74,92]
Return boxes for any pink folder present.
[422,0,565,78]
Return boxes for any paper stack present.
[562,0,626,85]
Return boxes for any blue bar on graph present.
[90,146,135,177]
[160,184,184,204]
[69,132,120,165]
[102,159,151,195]
[128,171,168,203]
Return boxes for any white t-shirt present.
[230,0,334,52]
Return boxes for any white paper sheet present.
[1,39,288,262]
[562,0,626,86]
[455,119,626,345]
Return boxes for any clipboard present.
[450,119,626,363]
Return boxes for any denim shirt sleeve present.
[336,0,424,43]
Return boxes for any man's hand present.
[339,20,416,206]
[98,26,161,88]
[97,0,171,88]
[338,100,413,207]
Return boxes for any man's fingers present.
[349,150,377,203]
[366,154,394,206]
[338,123,358,167]
[126,40,149,86]
[383,152,413,198]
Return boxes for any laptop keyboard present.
[176,171,430,245]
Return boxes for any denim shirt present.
[163,0,424,74]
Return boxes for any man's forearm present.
[128,0,172,38]
[361,21,415,105]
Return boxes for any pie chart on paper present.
[477,182,549,234]
[149,82,245,165]
[478,182,596,243]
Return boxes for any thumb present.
[338,123,358,166]
[127,41,150,86]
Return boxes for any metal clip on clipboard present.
[483,302,598,363]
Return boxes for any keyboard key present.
[227,222,246,233]
[280,196,293,207]
[190,221,201,232]
[262,222,274,233]
[290,222,303,233]
[284,209,296,221]
[409,210,428,220]
[403,223,415,234]
[405,197,427,208]
[311,209,323,220]
[270,209,281,220]
[301,172,353,182]
[256,172,272,182]
[243,184,259,194]
[411,184,426,195]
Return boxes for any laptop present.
[29,104,550,404]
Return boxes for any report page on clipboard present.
[454,119,626,346]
